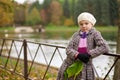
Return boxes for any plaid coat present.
[57,28,109,80]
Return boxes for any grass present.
[45,25,117,32]
[45,25,79,32]
[0,25,117,33]
[45,25,118,41]
[96,26,117,32]
[0,57,106,80]
[0,26,15,32]
[95,26,117,41]
[0,57,58,80]
[0,25,118,41]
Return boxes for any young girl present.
[57,12,109,80]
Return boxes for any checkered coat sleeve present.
[57,28,109,80]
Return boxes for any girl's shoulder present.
[89,28,101,35]
[71,31,80,37]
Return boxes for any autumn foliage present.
[0,0,13,27]
[0,0,119,27]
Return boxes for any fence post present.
[23,39,28,80]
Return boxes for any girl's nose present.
[82,24,86,27]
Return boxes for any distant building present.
[15,26,34,33]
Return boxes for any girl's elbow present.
[104,45,109,53]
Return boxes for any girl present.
[57,12,109,80]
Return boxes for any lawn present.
[0,26,118,41]
[45,25,117,32]
[45,25,118,41]
[0,25,117,33]
[0,27,15,32]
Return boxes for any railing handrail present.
[0,38,66,48]
[104,53,120,58]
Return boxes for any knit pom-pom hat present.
[78,12,96,26]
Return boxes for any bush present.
[64,18,75,26]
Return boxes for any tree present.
[26,7,41,26]
[0,0,13,27]
[94,0,102,25]
[71,0,76,18]
[40,0,51,25]
[28,0,41,13]
[63,0,70,18]
[40,9,49,25]
[73,0,113,25]
[42,0,51,9]
[74,0,97,24]
[99,0,110,25]
[109,0,119,26]
[113,0,120,80]
[49,0,63,25]
[13,3,26,25]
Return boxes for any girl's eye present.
[85,22,88,25]
[80,23,83,26]
[80,23,88,26]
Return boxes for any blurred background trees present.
[0,0,119,27]
[0,0,14,27]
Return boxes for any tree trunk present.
[113,27,120,80]
[113,0,120,80]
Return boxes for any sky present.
[14,0,44,4]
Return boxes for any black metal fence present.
[0,38,120,80]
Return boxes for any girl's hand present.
[77,53,91,63]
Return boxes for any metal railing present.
[0,38,120,80]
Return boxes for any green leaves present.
[64,61,83,80]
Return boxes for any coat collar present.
[78,27,96,36]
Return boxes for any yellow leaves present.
[64,18,75,26]
[0,0,13,27]
[0,0,13,12]
[0,10,13,26]
[48,78,56,80]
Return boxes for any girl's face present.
[79,20,93,32]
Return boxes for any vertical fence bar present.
[23,40,28,80]
[0,39,5,56]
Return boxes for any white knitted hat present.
[78,12,96,25]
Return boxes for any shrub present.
[64,18,75,26]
